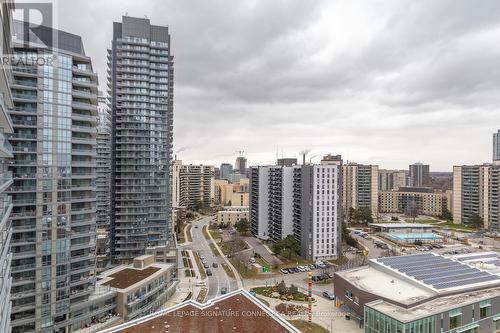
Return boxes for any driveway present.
[242,236,283,266]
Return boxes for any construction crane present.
[235,150,245,156]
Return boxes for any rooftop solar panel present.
[376,253,500,291]
[432,275,500,290]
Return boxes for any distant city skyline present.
[53,0,500,171]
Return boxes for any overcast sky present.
[55,0,500,171]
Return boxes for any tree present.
[289,284,298,295]
[235,218,249,234]
[276,280,287,295]
[440,208,452,221]
[342,222,359,248]
[348,207,373,224]
[358,207,373,223]
[469,213,483,228]
[272,235,301,259]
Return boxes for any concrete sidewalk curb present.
[206,226,244,289]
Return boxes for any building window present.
[479,300,491,319]
[449,309,462,329]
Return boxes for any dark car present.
[206,269,212,276]
[203,263,209,269]
[221,287,228,294]
[212,263,218,268]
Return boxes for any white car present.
[297,266,305,272]
[195,281,206,287]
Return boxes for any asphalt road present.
[190,215,238,300]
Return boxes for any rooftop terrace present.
[102,267,161,289]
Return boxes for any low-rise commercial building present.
[370,223,443,244]
[97,255,178,321]
[378,187,447,217]
[334,253,500,332]
[217,206,249,226]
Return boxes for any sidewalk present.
[164,249,206,307]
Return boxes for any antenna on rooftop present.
[235,150,245,157]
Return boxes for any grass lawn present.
[186,224,193,242]
[202,225,210,239]
[231,260,258,279]
[196,287,207,303]
[289,320,328,333]
[193,252,207,279]
[277,256,314,270]
[209,230,222,240]
[251,286,310,302]
[327,256,348,266]
[435,222,477,232]
[221,263,235,279]
[209,243,220,256]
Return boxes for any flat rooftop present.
[99,290,299,333]
[367,286,500,322]
[374,253,500,293]
[336,264,435,306]
[336,252,500,307]
[101,266,161,289]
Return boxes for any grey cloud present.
[54,0,500,170]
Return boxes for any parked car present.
[206,269,212,276]
[308,264,316,270]
[203,263,209,269]
[221,287,228,294]
[322,291,335,300]
[292,267,300,273]
[280,268,289,274]
[194,225,199,228]
[212,263,218,268]
[195,281,206,287]
[297,266,305,272]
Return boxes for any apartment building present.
[453,163,500,232]
[7,21,117,332]
[96,92,111,230]
[219,163,233,180]
[108,16,174,263]
[378,187,447,217]
[378,169,406,191]
[409,162,430,187]
[343,163,379,217]
[494,130,500,161]
[453,165,485,226]
[214,178,249,206]
[293,163,342,260]
[171,160,215,210]
[0,1,15,332]
[250,157,342,260]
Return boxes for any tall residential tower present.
[8,20,108,332]
[108,16,174,263]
